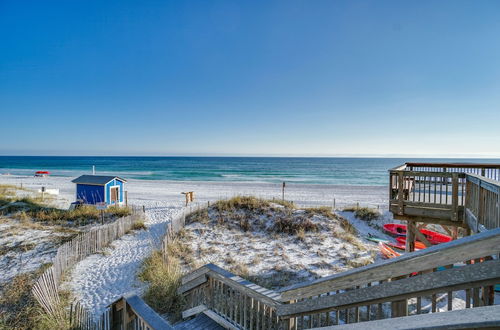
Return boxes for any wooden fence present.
[31,210,143,329]
[161,202,208,260]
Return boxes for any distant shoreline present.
[0,174,390,210]
[2,156,499,186]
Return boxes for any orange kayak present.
[396,237,427,250]
[379,242,401,259]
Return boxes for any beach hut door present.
[110,187,119,203]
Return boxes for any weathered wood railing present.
[328,304,500,329]
[177,229,500,329]
[108,293,173,330]
[275,227,500,329]
[178,264,283,329]
[465,173,500,232]
[389,162,500,227]
[403,162,500,180]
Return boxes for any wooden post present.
[101,210,104,225]
[142,205,145,213]
[451,173,459,221]
[398,172,404,215]
[406,221,416,252]
[125,191,128,207]
[282,182,286,201]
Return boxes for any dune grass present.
[0,184,132,226]
[138,250,185,322]
[214,196,272,212]
[0,263,72,330]
[342,206,381,221]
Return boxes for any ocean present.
[0,156,499,186]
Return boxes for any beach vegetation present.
[342,206,381,221]
[214,196,271,212]
[304,206,334,218]
[0,263,72,330]
[138,250,184,322]
[271,199,296,208]
[130,219,147,231]
[179,196,374,290]
[0,184,132,226]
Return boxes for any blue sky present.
[1,1,500,157]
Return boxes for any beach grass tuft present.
[0,263,72,330]
[1,183,132,226]
[138,250,185,322]
[131,219,147,231]
[342,206,381,221]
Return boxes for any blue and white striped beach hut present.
[72,175,126,205]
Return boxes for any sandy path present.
[64,200,182,316]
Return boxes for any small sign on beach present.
[96,203,107,210]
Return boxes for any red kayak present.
[383,224,452,245]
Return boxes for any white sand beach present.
[0,174,390,316]
[0,174,389,210]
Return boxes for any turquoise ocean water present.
[0,157,499,186]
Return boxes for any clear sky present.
[1,1,500,157]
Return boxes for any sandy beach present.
[0,174,389,210]
[0,174,391,316]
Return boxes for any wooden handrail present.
[405,162,500,169]
[279,228,500,301]
[110,293,173,330]
[277,259,500,317]
[465,173,500,232]
[466,173,500,194]
[179,264,283,329]
[324,305,500,329]
[179,263,281,306]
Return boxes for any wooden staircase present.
[174,228,500,329]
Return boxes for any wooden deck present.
[389,162,500,231]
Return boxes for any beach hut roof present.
[72,175,127,185]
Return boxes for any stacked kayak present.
[378,242,401,259]
[396,237,427,250]
[383,223,452,245]
[367,234,424,252]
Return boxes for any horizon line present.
[1,154,500,159]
